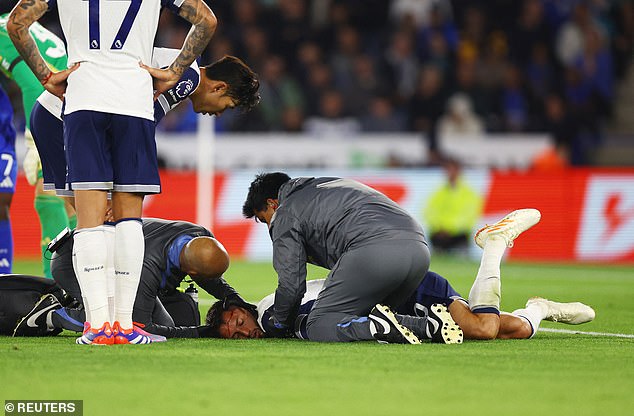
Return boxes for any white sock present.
[104,224,116,323]
[73,226,109,328]
[114,219,144,329]
[468,236,507,313]
[512,303,548,338]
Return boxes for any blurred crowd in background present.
[2,0,633,166]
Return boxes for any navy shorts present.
[395,271,465,317]
[30,102,67,195]
[64,111,160,194]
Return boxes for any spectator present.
[526,43,555,98]
[424,158,483,253]
[531,94,574,171]
[330,25,363,90]
[510,0,551,67]
[408,66,446,150]
[343,54,384,116]
[438,94,485,136]
[361,96,406,132]
[390,0,448,29]
[556,2,594,67]
[303,90,361,136]
[382,30,420,102]
[258,55,306,130]
[304,63,334,116]
[500,64,529,132]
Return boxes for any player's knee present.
[305,313,338,342]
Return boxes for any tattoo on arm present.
[170,0,217,76]
[7,0,50,81]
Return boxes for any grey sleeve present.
[271,215,307,326]
[131,278,203,338]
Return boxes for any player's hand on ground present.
[265,316,293,338]
[196,325,215,338]
[139,62,180,100]
[43,63,80,100]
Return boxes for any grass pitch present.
[1,257,633,416]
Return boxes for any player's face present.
[254,200,277,226]
[194,94,236,117]
[218,306,264,339]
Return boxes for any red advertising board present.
[8,168,634,263]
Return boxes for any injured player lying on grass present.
[206,210,595,342]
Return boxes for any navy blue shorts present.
[64,111,160,194]
[30,102,67,195]
[395,271,465,317]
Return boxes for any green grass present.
[1,257,633,416]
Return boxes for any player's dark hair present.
[205,300,225,337]
[203,55,260,112]
[242,172,291,218]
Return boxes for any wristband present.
[41,71,53,85]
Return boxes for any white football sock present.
[114,219,144,329]
[103,224,116,322]
[73,226,109,328]
[468,236,507,313]
[512,302,548,338]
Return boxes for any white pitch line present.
[539,327,634,339]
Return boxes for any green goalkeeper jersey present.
[0,13,67,128]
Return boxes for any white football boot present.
[475,208,542,249]
[526,297,596,325]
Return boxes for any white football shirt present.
[48,0,184,120]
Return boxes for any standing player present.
[31,51,260,198]
[8,0,217,345]
[0,86,16,273]
[0,13,74,277]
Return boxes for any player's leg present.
[399,270,498,340]
[306,240,443,343]
[109,114,159,344]
[467,209,542,337]
[111,192,144,332]
[501,297,596,339]
[65,110,114,345]
[34,181,69,277]
[30,102,74,278]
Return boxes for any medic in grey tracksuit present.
[267,177,431,342]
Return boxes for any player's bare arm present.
[142,0,216,99]
[7,0,78,99]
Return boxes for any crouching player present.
[207,209,595,341]
[6,219,255,339]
